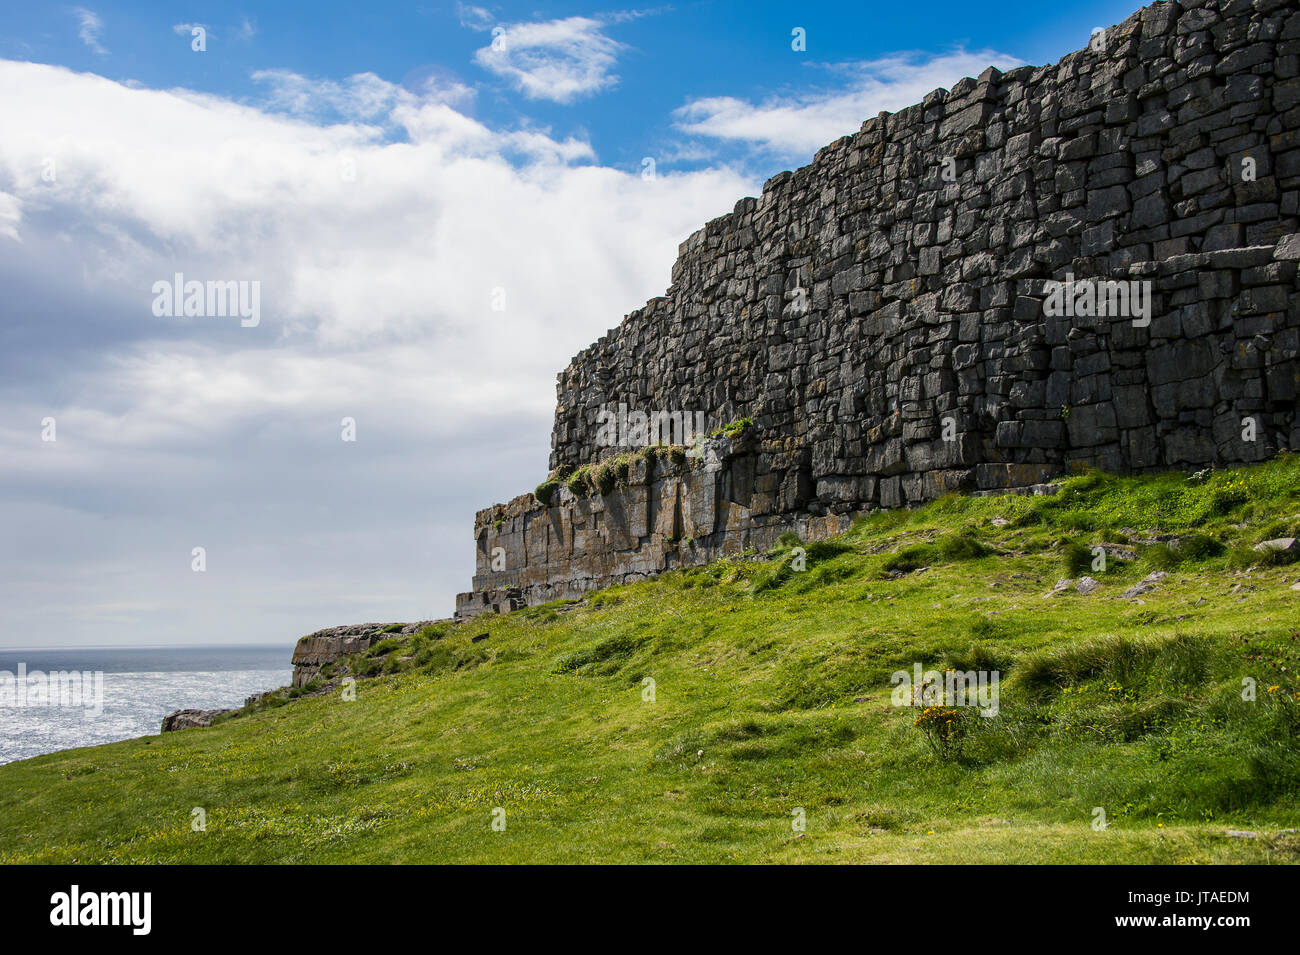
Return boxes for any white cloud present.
[0,59,752,645]
[473,16,624,103]
[73,7,108,55]
[675,50,1024,156]
[457,3,495,31]
[0,191,19,240]
[250,68,476,121]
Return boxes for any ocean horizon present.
[0,645,294,765]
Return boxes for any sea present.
[0,645,294,765]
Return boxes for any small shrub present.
[913,705,970,760]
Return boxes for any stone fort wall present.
[456,0,1300,619]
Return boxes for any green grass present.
[3,456,1300,863]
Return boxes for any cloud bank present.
[0,60,751,646]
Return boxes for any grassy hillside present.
[3,457,1300,864]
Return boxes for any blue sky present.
[2,1,1144,176]
[0,1,1144,648]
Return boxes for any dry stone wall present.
[457,0,1300,619]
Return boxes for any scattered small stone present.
[1097,543,1139,562]
[1043,578,1073,598]
[1118,571,1167,599]
[1225,829,1259,839]
[1076,576,1101,595]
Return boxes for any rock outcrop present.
[160,708,234,732]
[456,433,850,619]
[290,621,437,687]
[458,0,1300,618]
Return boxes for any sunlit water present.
[0,646,292,765]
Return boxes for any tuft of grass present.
[882,532,989,574]
[534,479,561,506]
[1013,633,1213,698]
[1060,540,1094,576]
[714,416,755,439]
[566,465,592,496]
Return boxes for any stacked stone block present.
[458,0,1300,617]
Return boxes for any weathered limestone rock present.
[1119,571,1168,599]
[290,621,438,687]
[456,435,852,619]
[458,0,1300,618]
[160,708,234,732]
[1254,537,1300,554]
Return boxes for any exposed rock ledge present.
[160,708,235,732]
[291,620,442,687]
[158,620,449,733]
